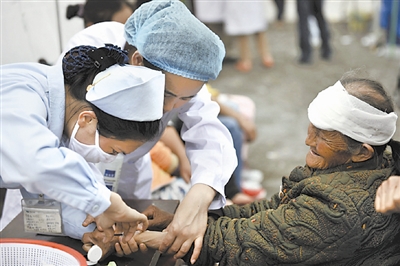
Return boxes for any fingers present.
[123,223,137,242]
[139,243,148,253]
[82,243,93,253]
[173,239,193,259]
[375,185,382,211]
[82,214,95,227]
[115,235,142,257]
[159,227,175,254]
[140,215,149,232]
[114,242,124,257]
[189,237,203,264]
[375,176,400,213]
[181,171,191,184]
[123,212,148,242]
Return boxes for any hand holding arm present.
[159,183,214,264]
[82,192,148,242]
[142,205,175,231]
[375,175,400,213]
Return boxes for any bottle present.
[96,153,124,192]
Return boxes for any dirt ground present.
[207,21,400,198]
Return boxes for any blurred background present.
[1,0,399,200]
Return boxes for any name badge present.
[21,195,63,235]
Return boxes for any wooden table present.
[1,199,180,266]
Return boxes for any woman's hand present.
[159,184,214,264]
[375,175,400,213]
[237,115,257,142]
[142,205,174,231]
[115,231,167,256]
[82,192,148,242]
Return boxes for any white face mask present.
[68,122,117,164]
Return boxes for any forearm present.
[176,184,216,215]
[160,126,187,163]
[216,100,241,121]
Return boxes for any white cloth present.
[0,189,22,231]
[308,81,398,145]
[57,21,126,65]
[0,63,112,236]
[193,1,224,23]
[60,21,236,210]
[194,0,268,36]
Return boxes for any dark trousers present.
[274,0,285,21]
[296,0,330,57]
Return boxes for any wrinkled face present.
[305,123,353,169]
[162,72,205,113]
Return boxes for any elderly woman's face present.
[305,123,353,169]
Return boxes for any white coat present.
[0,63,111,237]
[194,0,268,36]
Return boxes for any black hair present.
[123,43,163,72]
[66,4,84,20]
[62,44,161,142]
[66,0,134,26]
[340,75,400,173]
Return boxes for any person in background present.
[66,0,134,27]
[193,0,274,73]
[296,0,332,64]
[273,0,285,26]
[206,84,266,204]
[0,44,167,240]
[149,140,191,201]
[90,74,400,265]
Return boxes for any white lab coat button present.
[92,205,99,212]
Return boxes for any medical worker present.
[78,1,237,263]
[0,44,165,240]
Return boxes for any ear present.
[351,143,374,162]
[130,51,144,66]
[77,111,97,128]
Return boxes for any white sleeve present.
[178,85,238,209]
[0,74,110,218]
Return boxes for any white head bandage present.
[308,80,397,145]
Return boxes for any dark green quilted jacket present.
[193,153,400,266]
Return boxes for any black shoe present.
[321,47,332,60]
[298,54,312,64]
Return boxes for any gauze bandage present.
[308,80,397,145]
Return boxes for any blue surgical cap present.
[124,0,225,82]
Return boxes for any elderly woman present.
[83,76,400,265]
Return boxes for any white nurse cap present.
[86,64,165,121]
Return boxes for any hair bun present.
[88,44,129,71]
